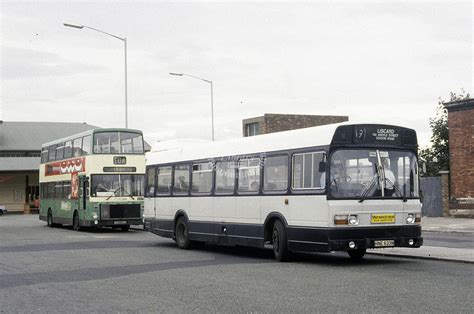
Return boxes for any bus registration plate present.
[114,221,127,224]
[374,240,395,247]
[371,214,395,224]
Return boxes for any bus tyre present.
[121,225,130,232]
[72,212,81,231]
[47,210,53,227]
[348,248,366,260]
[272,220,291,262]
[175,217,192,250]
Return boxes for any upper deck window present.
[93,132,144,154]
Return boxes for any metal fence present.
[420,176,443,217]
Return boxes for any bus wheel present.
[72,212,81,231]
[272,220,291,262]
[47,210,53,227]
[121,225,130,232]
[348,248,366,260]
[175,217,191,249]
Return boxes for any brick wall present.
[242,114,348,136]
[447,107,474,205]
[264,114,348,134]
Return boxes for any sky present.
[0,0,472,148]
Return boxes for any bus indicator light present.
[334,215,348,225]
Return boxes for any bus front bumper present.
[84,218,143,227]
[287,225,423,253]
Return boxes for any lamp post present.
[169,72,214,141]
[64,23,128,128]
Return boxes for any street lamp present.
[64,23,129,128]
[170,72,214,141]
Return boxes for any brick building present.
[242,113,348,137]
[444,98,474,217]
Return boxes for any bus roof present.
[41,128,143,148]
[146,122,348,165]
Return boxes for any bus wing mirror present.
[319,161,326,173]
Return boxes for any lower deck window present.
[192,162,213,193]
[238,158,261,193]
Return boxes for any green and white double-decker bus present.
[39,128,146,231]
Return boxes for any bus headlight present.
[406,213,415,224]
[92,213,98,220]
[348,215,359,225]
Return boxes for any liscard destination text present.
[373,128,399,141]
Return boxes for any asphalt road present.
[0,215,472,312]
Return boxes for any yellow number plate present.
[371,214,395,224]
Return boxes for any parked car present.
[0,205,7,215]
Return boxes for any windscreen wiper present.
[358,175,379,203]
[385,178,407,202]
[106,187,124,200]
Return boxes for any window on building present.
[245,123,260,137]
[264,156,288,191]
[215,161,236,194]
[192,162,213,194]
[156,166,172,195]
[292,152,326,189]
[174,164,190,194]
[238,158,261,193]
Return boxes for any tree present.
[419,90,470,176]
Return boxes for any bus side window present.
[191,162,213,194]
[174,164,190,194]
[73,138,83,157]
[263,155,288,192]
[64,141,73,159]
[156,166,172,195]
[82,135,91,156]
[292,151,326,190]
[56,143,65,161]
[48,145,57,162]
[215,161,236,194]
[146,167,156,196]
[63,181,71,199]
[238,158,261,193]
[47,182,55,199]
[41,147,49,163]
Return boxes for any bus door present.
[77,175,88,212]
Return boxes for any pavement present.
[368,217,474,263]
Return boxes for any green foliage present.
[419,90,470,176]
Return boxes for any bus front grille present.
[108,204,141,219]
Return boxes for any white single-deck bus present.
[39,128,146,231]
[144,123,422,261]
